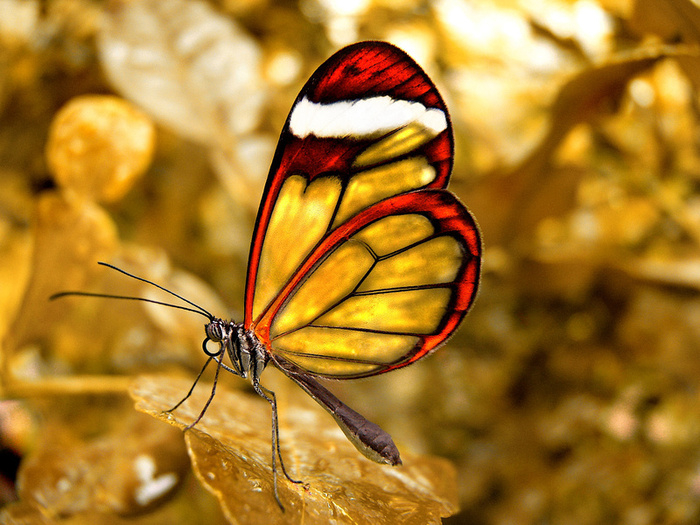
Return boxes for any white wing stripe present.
[289,96,447,139]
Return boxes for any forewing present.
[255,190,481,379]
[244,41,454,326]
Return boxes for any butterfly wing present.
[244,41,481,379]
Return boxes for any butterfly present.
[53,41,481,509]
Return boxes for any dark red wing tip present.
[304,40,449,110]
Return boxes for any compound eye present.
[206,321,223,342]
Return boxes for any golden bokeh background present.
[2,0,700,523]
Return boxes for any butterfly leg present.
[182,355,225,430]
[169,335,247,427]
[252,380,305,510]
[165,355,214,414]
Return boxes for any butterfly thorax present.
[204,319,268,383]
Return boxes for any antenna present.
[50,262,214,321]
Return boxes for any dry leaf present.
[631,0,700,43]
[3,192,118,359]
[97,0,267,204]
[17,409,188,517]
[470,51,661,246]
[6,463,227,525]
[614,256,700,291]
[46,95,155,203]
[4,398,227,525]
[97,0,265,147]
[0,501,53,525]
[630,0,700,91]
[131,375,459,525]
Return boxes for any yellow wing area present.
[267,213,465,377]
[333,157,435,227]
[270,241,374,336]
[252,151,439,322]
[357,237,463,292]
[270,327,419,376]
[353,123,440,167]
[253,175,341,319]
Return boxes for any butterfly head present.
[203,319,267,381]
[202,317,239,360]
[204,317,228,346]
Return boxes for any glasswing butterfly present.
[53,41,482,509]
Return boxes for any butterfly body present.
[202,319,263,380]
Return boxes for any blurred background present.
[1,0,700,523]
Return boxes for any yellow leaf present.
[131,375,459,524]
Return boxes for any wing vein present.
[353,282,455,296]
[274,323,431,339]
[274,349,398,366]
